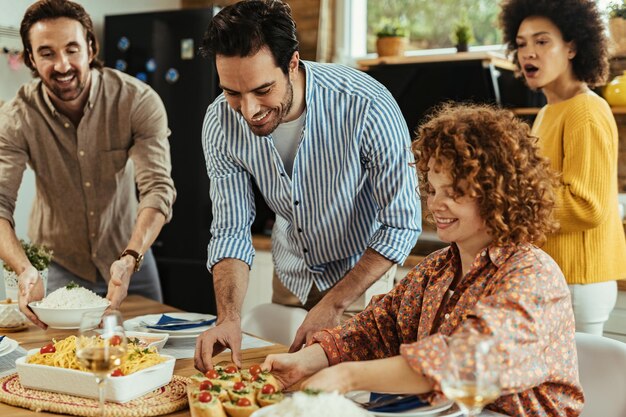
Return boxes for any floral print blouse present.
[312,243,583,417]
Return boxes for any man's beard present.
[43,69,87,102]
[246,78,294,137]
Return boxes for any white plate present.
[0,337,19,357]
[346,391,455,416]
[123,313,216,339]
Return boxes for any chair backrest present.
[241,303,308,346]
[576,332,626,417]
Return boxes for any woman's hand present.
[263,344,330,390]
[301,362,357,394]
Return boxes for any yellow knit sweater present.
[532,92,626,284]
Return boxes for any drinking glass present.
[75,310,127,417]
[441,333,501,417]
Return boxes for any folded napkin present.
[146,314,217,331]
[0,335,4,344]
[368,392,427,412]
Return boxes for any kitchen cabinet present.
[357,51,545,133]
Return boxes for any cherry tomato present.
[109,335,122,346]
[233,381,246,391]
[110,369,124,377]
[236,397,251,407]
[248,364,262,376]
[224,365,238,374]
[198,391,212,403]
[199,380,213,391]
[205,369,219,379]
[261,384,275,395]
[40,343,56,354]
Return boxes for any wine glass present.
[441,333,501,417]
[75,310,127,417]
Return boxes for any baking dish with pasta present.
[16,336,175,403]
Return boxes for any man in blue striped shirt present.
[194,0,421,372]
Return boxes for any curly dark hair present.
[200,0,299,75]
[20,0,103,75]
[412,103,558,246]
[499,0,609,86]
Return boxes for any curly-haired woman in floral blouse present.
[263,104,583,417]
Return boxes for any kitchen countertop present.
[356,50,516,71]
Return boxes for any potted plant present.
[3,240,53,300]
[609,1,626,56]
[376,18,409,57]
[451,17,474,53]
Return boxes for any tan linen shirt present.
[0,68,176,282]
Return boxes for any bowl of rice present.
[251,391,372,417]
[28,283,110,329]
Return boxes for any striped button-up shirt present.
[202,61,421,303]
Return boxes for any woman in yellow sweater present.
[500,0,626,335]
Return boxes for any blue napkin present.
[146,314,217,331]
[0,336,4,345]
[368,392,428,412]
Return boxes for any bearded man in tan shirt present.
[0,0,176,328]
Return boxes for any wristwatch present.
[119,249,144,272]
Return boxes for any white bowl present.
[28,301,110,329]
[17,350,176,403]
[0,299,27,328]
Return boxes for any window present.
[367,0,501,53]
[334,0,612,64]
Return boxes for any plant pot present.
[609,18,626,56]
[3,268,48,301]
[456,43,469,53]
[376,36,408,57]
[604,70,626,106]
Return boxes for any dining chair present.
[575,332,626,417]
[241,303,308,346]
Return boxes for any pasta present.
[27,335,167,375]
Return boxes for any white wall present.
[0,0,181,298]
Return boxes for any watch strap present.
[119,249,143,272]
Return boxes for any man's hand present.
[194,318,242,373]
[17,265,46,329]
[263,344,330,390]
[106,257,133,311]
[301,362,357,394]
[289,300,342,352]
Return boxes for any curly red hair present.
[412,103,558,246]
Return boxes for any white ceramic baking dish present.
[16,350,176,403]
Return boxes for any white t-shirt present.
[272,110,306,177]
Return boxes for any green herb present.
[3,240,53,272]
[65,281,79,290]
[376,17,408,38]
[609,1,626,19]
[451,15,474,46]
[303,388,322,396]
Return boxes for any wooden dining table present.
[0,295,288,417]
